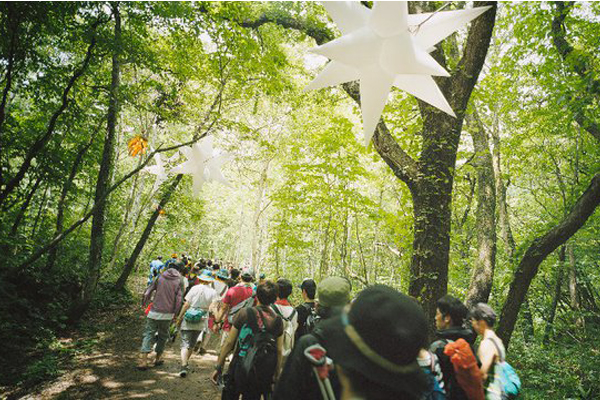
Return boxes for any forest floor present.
[4,277,221,400]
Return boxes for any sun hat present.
[241,268,255,281]
[198,269,214,282]
[316,277,351,308]
[318,285,428,397]
[217,269,229,280]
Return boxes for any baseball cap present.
[316,277,351,308]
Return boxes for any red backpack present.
[443,338,485,400]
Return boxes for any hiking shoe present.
[179,366,188,378]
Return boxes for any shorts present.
[180,329,202,349]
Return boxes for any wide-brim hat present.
[318,285,428,398]
[217,269,229,280]
[199,270,214,282]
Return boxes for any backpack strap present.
[271,304,297,322]
[428,351,435,373]
[219,284,228,297]
[487,337,505,362]
[246,307,259,332]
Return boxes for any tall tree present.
[234,1,497,327]
[70,4,121,321]
[465,107,497,308]
[115,174,183,291]
[497,1,600,347]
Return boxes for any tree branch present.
[449,2,497,115]
[497,173,600,348]
[207,4,420,187]
[0,17,106,207]
[551,2,600,142]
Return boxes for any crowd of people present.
[139,253,519,400]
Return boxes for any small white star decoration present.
[306,1,491,145]
[142,136,231,196]
[169,136,232,196]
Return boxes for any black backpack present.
[236,308,278,393]
[304,303,320,334]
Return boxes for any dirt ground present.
[7,283,223,400]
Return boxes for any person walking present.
[139,261,185,370]
[273,276,351,400]
[212,280,284,400]
[214,269,255,351]
[429,295,477,400]
[318,285,429,400]
[470,303,506,399]
[147,256,164,286]
[294,278,317,341]
[175,270,218,377]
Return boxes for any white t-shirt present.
[181,284,218,331]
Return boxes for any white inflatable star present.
[170,136,232,196]
[143,152,168,193]
[307,1,491,145]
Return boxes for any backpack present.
[304,303,320,334]
[443,338,485,400]
[227,291,255,324]
[236,308,278,393]
[272,304,297,357]
[487,338,521,399]
[421,351,446,400]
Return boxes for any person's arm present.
[142,279,158,306]
[210,325,239,384]
[477,339,497,381]
[176,301,190,326]
[216,302,230,323]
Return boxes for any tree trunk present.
[115,174,183,291]
[69,7,121,322]
[543,245,566,344]
[10,175,42,236]
[209,1,497,330]
[46,134,96,272]
[490,112,516,262]
[30,182,50,239]
[497,173,600,348]
[567,243,584,329]
[251,159,270,273]
[465,108,497,308]
[107,161,142,272]
[319,208,333,280]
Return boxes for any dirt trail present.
[14,286,222,399]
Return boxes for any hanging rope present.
[409,2,453,34]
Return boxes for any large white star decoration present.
[169,136,232,196]
[306,1,491,145]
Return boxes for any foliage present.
[0,1,599,396]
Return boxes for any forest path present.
[18,279,221,400]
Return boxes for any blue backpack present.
[421,351,446,400]
[489,339,521,398]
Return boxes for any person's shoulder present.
[187,284,202,295]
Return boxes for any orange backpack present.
[443,338,485,400]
